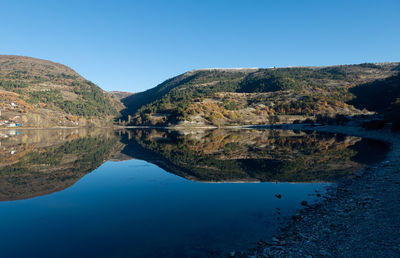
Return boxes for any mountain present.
[0,55,122,128]
[2,55,398,128]
[122,63,400,127]
[109,91,135,101]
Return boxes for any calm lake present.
[0,128,389,257]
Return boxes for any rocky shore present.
[239,125,400,257]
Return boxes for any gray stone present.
[272,237,279,242]
[319,250,332,256]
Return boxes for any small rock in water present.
[330,222,339,227]
[275,194,282,199]
[298,233,307,239]
[263,247,272,256]
[301,200,309,206]
[292,214,301,220]
[319,250,332,256]
[229,251,235,257]
[322,228,331,233]
[272,237,280,242]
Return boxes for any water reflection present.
[0,128,123,201]
[0,128,390,257]
[0,128,389,201]
[119,128,389,183]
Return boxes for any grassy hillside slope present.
[0,55,122,127]
[123,63,399,126]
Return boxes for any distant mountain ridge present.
[109,91,135,101]
[122,62,400,127]
[1,55,399,128]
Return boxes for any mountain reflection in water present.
[119,129,388,183]
[0,128,390,257]
[0,128,123,201]
[0,128,389,201]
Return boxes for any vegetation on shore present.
[121,63,400,127]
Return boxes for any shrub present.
[303,118,314,124]
[391,120,400,132]
[315,114,334,125]
[334,114,349,125]
[315,114,349,125]
[362,120,387,130]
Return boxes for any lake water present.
[0,128,389,257]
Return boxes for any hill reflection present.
[0,129,123,201]
[119,129,389,183]
[0,128,389,201]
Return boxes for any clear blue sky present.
[1,0,399,92]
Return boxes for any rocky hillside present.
[123,63,400,127]
[0,55,123,128]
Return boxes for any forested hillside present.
[122,63,399,127]
[0,55,122,127]
[2,55,398,128]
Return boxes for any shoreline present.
[0,126,115,130]
[0,122,376,131]
[239,125,400,257]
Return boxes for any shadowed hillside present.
[349,73,400,122]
